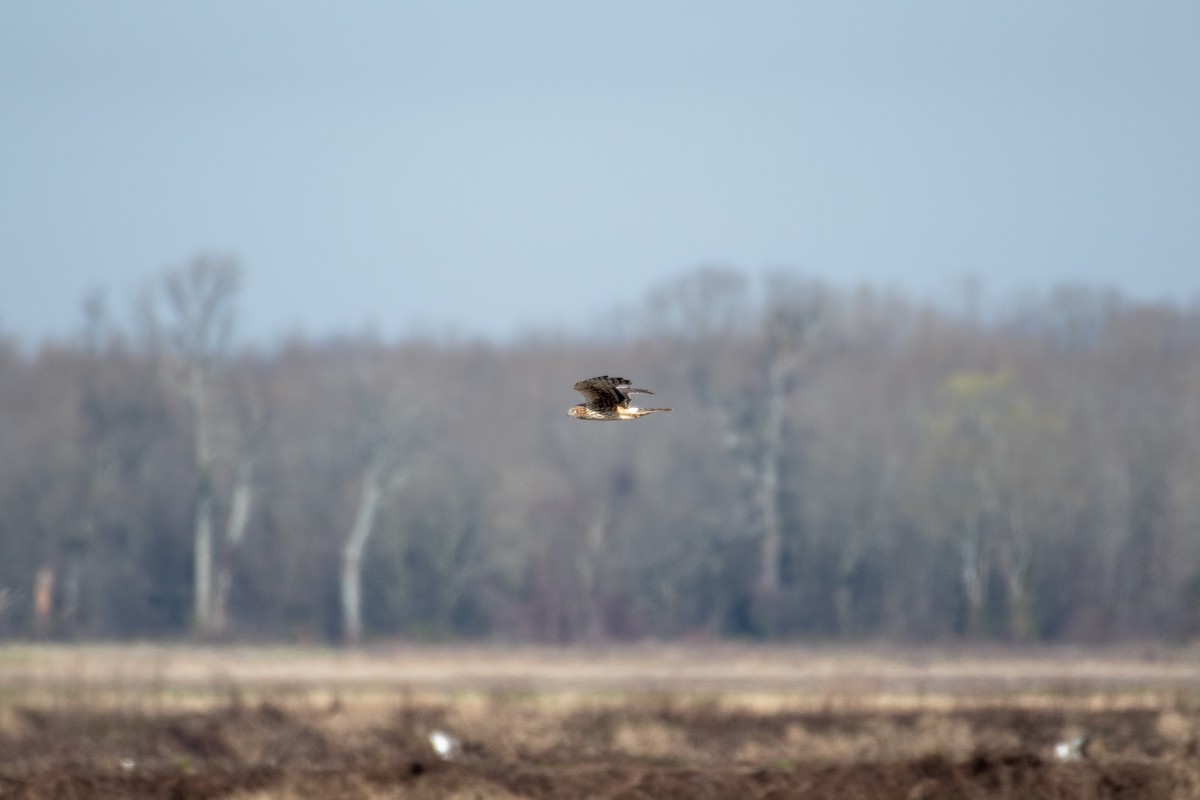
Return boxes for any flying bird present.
[568,376,671,421]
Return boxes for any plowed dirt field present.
[1,644,1196,799]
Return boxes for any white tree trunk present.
[193,489,214,630]
[211,464,254,633]
[756,352,790,595]
[191,365,214,631]
[960,515,990,636]
[341,464,383,646]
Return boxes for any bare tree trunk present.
[756,352,790,596]
[1001,508,1035,640]
[190,365,215,632]
[33,567,54,638]
[341,463,383,646]
[579,509,610,642]
[193,487,214,630]
[1003,561,1034,640]
[960,517,988,637]
[212,462,253,634]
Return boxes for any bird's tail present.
[630,407,671,417]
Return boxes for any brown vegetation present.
[0,645,1197,798]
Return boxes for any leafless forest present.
[3,257,1200,645]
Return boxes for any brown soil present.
[1,698,1195,799]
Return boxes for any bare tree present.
[144,255,241,634]
[644,270,830,631]
[10,262,1200,644]
[341,457,414,645]
[335,359,425,646]
[914,370,1069,639]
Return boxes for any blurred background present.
[2,2,1199,644]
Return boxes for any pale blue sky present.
[3,2,1198,345]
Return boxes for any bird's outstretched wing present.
[573,375,652,411]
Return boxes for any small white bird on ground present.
[1054,733,1091,762]
[428,729,461,761]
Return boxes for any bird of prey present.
[568,376,671,421]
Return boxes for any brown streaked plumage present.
[568,375,671,421]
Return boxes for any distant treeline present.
[2,258,1199,644]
